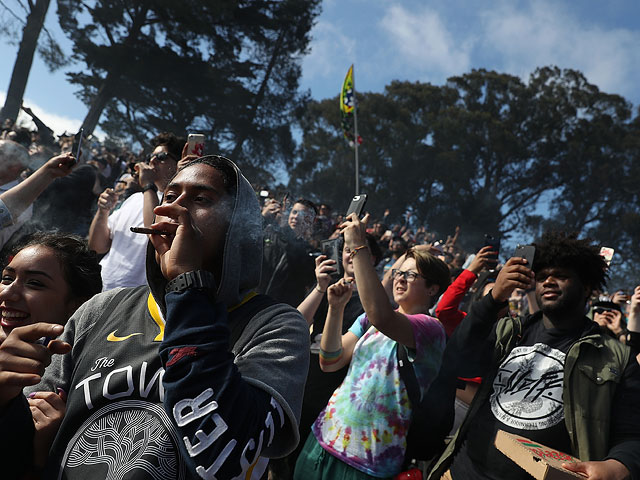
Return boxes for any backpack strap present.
[397,343,421,407]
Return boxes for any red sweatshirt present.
[435,269,477,337]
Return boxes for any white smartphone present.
[187,133,205,156]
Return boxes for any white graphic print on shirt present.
[490,343,565,430]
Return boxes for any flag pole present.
[353,66,359,195]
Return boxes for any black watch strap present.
[142,183,158,193]
[165,270,217,295]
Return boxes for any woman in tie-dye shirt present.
[294,213,450,479]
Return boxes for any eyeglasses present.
[392,269,423,282]
[146,151,175,164]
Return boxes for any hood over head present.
[146,155,263,314]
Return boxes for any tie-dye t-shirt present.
[312,312,445,478]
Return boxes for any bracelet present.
[349,245,369,260]
[142,183,158,193]
[319,347,343,362]
[315,285,326,294]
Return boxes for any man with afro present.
[430,231,640,480]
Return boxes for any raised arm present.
[87,188,117,254]
[318,278,359,372]
[342,213,416,348]
[297,254,337,326]
[0,153,75,224]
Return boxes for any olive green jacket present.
[428,301,631,479]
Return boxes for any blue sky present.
[2,0,640,137]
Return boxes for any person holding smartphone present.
[431,232,640,480]
[294,213,450,479]
[88,132,182,291]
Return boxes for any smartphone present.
[187,133,205,156]
[321,238,343,280]
[72,127,84,163]
[346,194,368,218]
[483,234,500,254]
[600,246,615,266]
[513,244,536,267]
[484,234,500,267]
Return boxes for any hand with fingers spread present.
[314,254,337,293]
[491,257,535,303]
[0,323,70,408]
[340,213,369,252]
[327,278,354,310]
[468,245,498,275]
[29,388,67,468]
[150,202,203,281]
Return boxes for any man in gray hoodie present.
[0,155,310,479]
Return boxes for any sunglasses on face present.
[593,307,618,315]
[146,151,174,164]
[392,269,423,282]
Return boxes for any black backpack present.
[397,344,457,466]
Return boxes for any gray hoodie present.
[22,156,309,479]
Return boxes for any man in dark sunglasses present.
[89,132,183,291]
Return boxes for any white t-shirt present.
[100,191,161,291]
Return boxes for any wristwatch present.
[142,183,158,193]
[165,270,217,295]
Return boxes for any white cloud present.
[481,1,640,100]
[379,5,473,79]
[300,20,357,88]
[0,91,100,139]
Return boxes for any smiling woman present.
[0,232,102,342]
[0,232,102,472]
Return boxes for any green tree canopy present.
[58,0,320,182]
[290,67,639,280]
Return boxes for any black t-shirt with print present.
[450,318,591,480]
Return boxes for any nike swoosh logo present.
[107,330,143,342]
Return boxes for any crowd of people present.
[0,117,639,480]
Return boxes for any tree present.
[290,81,452,228]
[290,68,638,260]
[57,0,320,183]
[0,0,66,124]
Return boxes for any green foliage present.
[57,0,321,184]
[291,68,640,288]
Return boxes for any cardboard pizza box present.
[494,430,585,479]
